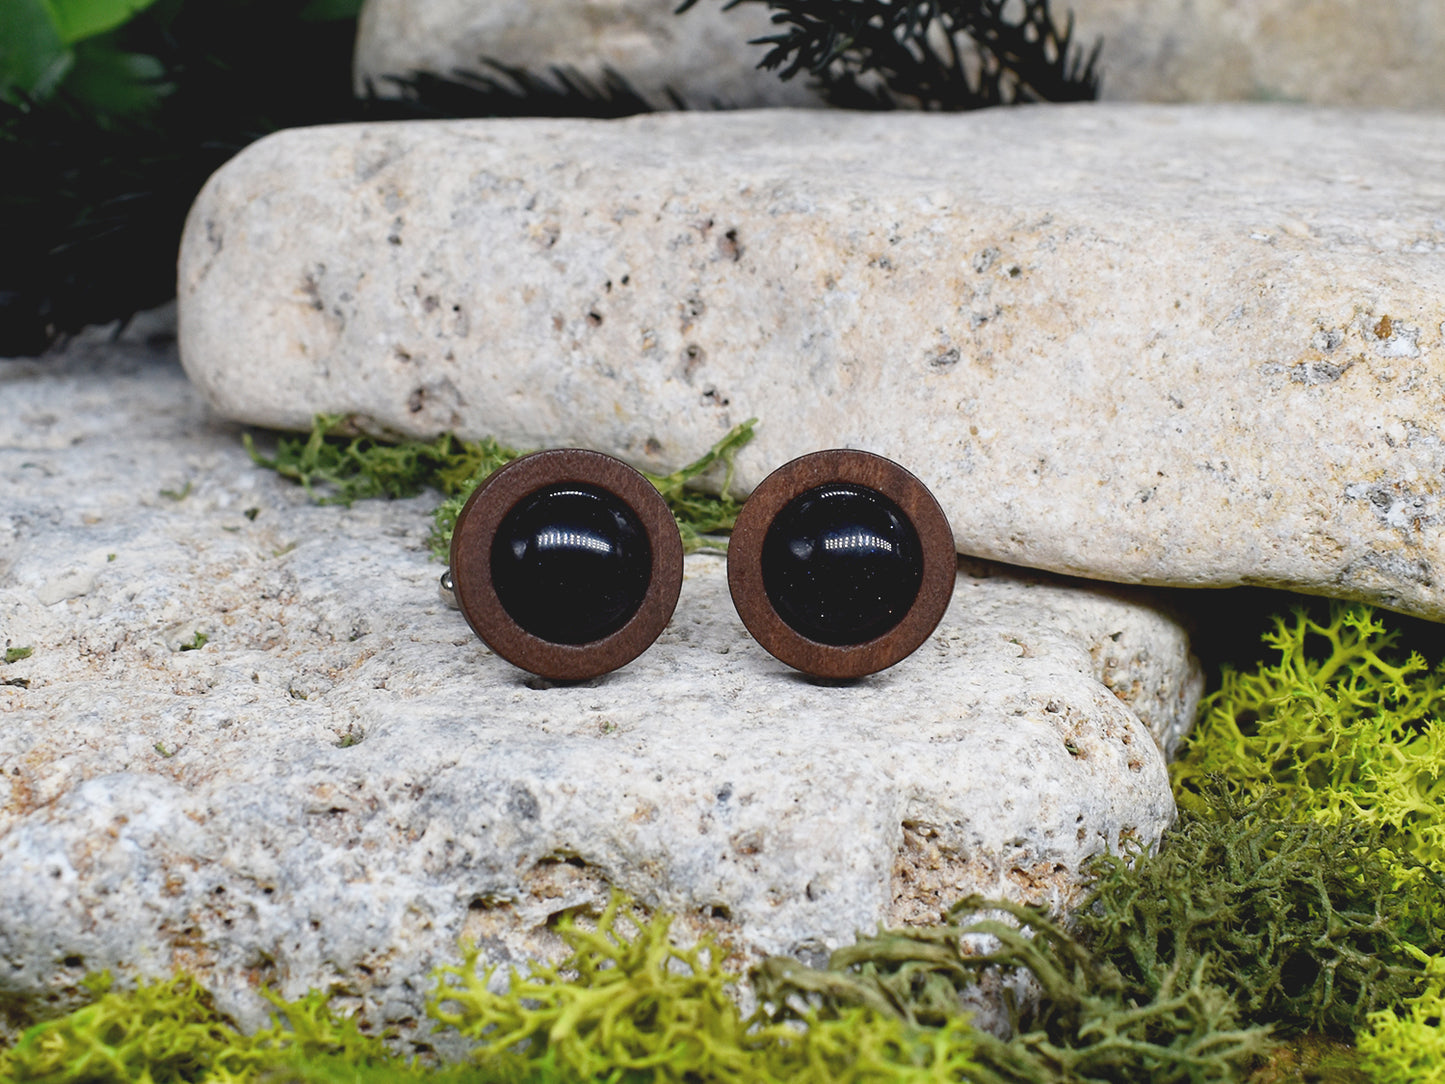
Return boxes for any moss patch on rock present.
[244,414,755,558]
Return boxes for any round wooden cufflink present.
[449,449,683,681]
[727,450,955,679]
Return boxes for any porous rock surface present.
[1,335,1193,1036]
[179,105,1445,619]
[354,0,819,109]
[353,0,1445,111]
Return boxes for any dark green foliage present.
[370,62,670,119]
[676,0,1100,110]
[0,1,79,105]
[1,0,362,354]
[1,93,203,354]
[0,0,165,110]
[756,895,1271,1083]
[1077,792,1441,1036]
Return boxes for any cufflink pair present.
[443,447,954,681]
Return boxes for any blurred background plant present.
[675,0,1099,110]
[0,0,1101,357]
[1,0,363,355]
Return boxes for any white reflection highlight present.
[822,531,895,554]
[535,528,614,555]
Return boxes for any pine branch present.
[366,61,672,121]
[677,0,1101,110]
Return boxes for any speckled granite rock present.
[179,105,1445,620]
[1,336,1195,1036]
[354,0,820,108]
[353,0,1445,111]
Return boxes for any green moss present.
[3,646,32,664]
[243,415,510,508]
[1077,792,1438,1036]
[756,892,1272,1083]
[431,890,982,1083]
[1,898,981,1084]
[250,1056,579,1082]
[1357,952,1445,1084]
[1244,1034,1370,1083]
[0,972,396,1083]
[245,415,756,560]
[1172,603,1445,924]
[753,791,1442,1076]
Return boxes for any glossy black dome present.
[491,483,653,645]
[760,483,924,646]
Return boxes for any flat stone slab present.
[354,0,1445,111]
[179,105,1445,620]
[1,336,1193,1034]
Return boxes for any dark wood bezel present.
[727,449,955,679]
[449,449,683,681]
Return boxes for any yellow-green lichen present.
[1173,602,1445,922]
[1357,952,1445,1084]
[0,972,394,1083]
[430,890,981,1083]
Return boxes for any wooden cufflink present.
[447,449,684,681]
[726,449,955,679]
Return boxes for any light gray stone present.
[354,0,820,109]
[1,337,1194,1035]
[178,105,1445,620]
[1074,0,1445,109]
[354,0,1445,111]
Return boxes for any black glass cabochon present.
[760,483,925,646]
[490,482,654,645]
